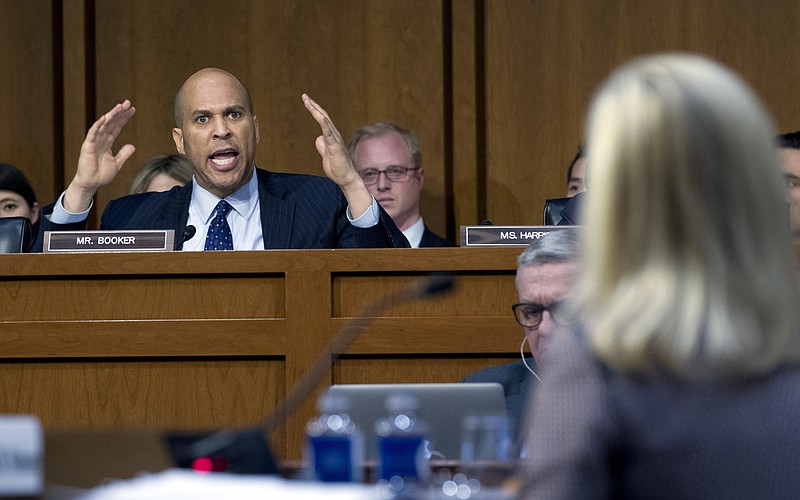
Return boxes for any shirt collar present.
[191,166,260,223]
[402,216,425,248]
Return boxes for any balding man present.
[33,68,408,251]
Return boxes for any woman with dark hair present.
[0,162,39,225]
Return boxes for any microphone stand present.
[184,274,456,468]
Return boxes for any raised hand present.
[64,100,137,212]
[302,93,372,216]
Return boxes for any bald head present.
[173,68,254,127]
[170,67,260,198]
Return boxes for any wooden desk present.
[0,248,521,459]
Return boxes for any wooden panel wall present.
[484,0,800,225]
[3,1,800,238]
[90,0,446,235]
[0,1,58,204]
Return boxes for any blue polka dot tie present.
[204,200,234,251]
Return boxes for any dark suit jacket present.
[462,359,535,448]
[33,168,410,251]
[419,224,456,248]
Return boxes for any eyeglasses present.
[511,301,576,328]
[357,166,419,185]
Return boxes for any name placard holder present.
[459,225,578,247]
[43,230,175,253]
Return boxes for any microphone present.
[413,273,456,298]
[182,225,197,242]
[181,273,457,471]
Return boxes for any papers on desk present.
[80,469,381,500]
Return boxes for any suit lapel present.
[162,183,192,249]
[257,169,295,249]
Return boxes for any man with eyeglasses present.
[347,122,455,247]
[463,229,579,449]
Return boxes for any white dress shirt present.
[401,217,425,249]
[48,166,381,251]
[182,173,263,251]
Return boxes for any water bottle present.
[375,392,431,483]
[306,392,364,482]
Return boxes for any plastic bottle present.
[375,392,431,483]
[306,392,364,482]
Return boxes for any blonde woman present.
[521,54,800,499]
[129,154,193,194]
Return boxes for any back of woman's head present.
[580,53,800,378]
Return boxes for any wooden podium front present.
[0,248,521,460]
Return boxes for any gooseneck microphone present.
[184,273,456,469]
[182,225,197,242]
[259,273,455,434]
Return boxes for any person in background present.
[463,229,579,449]
[0,162,40,229]
[129,154,193,194]
[565,144,586,197]
[521,53,800,499]
[32,68,408,251]
[776,131,800,236]
[347,122,454,247]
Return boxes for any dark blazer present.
[462,359,536,447]
[419,224,456,248]
[33,168,410,251]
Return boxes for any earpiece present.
[520,336,542,383]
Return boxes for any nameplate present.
[460,225,577,247]
[43,230,175,253]
[0,415,42,496]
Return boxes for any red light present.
[191,457,214,474]
[191,455,230,473]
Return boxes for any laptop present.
[323,383,507,460]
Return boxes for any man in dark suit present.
[463,229,579,450]
[347,122,455,248]
[33,68,408,251]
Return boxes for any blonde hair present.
[346,122,422,170]
[129,154,193,194]
[579,53,800,378]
